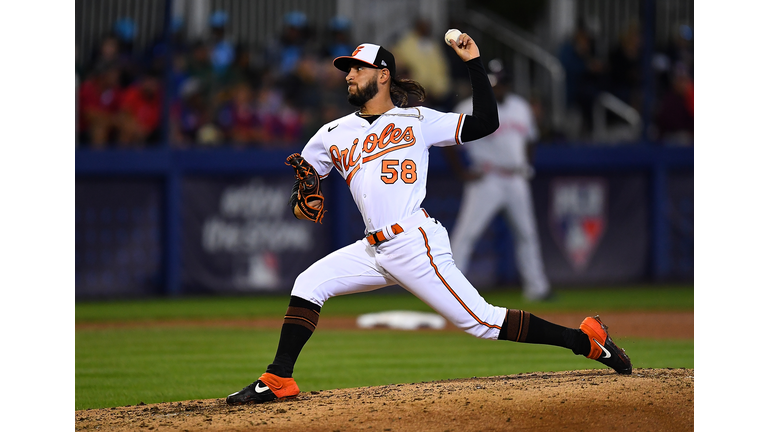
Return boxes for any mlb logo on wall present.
[549,178,607,271]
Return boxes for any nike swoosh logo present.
[328,124,339,132]
[254,383,271,394]
[593,338,611,359]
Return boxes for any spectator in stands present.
[167,51,192,102]
[144,16,188,75]
[170,78,211,147]
[316,60,349,112]
[187,39,212,78]
[113,17,136,55]
[253,85,302,148]
[391,17,452,110]
[206,10,242,107]
[266,11,315,77]
[322,16,353,60]
[280,55,322,113]
[301,60,350,142]
[85,33,137,87]
[663,25,693,74]
[209,43,263,107]
[111,17,142,87]
[146,21,192,108]
[208,11,235,76]
[230,43,262,89]
[215,82,265,147]
[78,61,124,148]
[85,34,119,74]
[300,16,354,142]
[186,40,216,108]
[117,70,163,147]
[558,20,605,137]
[278,54,326,144]
[271,101,303,148]
[655,24,694,100]
[654,62,693,146]
[608,22,643,111]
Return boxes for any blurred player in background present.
[446,59,551,302]
[225,32,631,406]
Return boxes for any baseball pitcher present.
[227,32,631,405]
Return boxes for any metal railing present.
[592,92,642,143]
[461,9,567,134]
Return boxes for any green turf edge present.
[76,326,693,410]
[75,285,694,322]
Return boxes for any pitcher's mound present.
[75,368,693,431]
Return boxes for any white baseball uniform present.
[450,94,550,301]
[294,106,507,339]
[225,45,631,407]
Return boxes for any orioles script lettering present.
[329,123,416,172]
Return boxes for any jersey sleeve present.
[419,106,465,148]
[300,128,333,179]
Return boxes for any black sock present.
[265,296,321,378]
[498,309,591,356]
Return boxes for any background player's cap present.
[333,43,396,77]
[487,58,511,87]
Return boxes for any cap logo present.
[333,43,395,77]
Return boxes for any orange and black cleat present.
[579,315,633,375]
[226,373,300,405]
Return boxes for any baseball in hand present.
[444,29,462,46]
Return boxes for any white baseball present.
[444,29,462,46]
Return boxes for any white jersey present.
[224,44,608,405]
[301,106,464,233]
[454,94,537,171]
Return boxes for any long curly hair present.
[390,77,427,107]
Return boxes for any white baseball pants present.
[291,215,508,340]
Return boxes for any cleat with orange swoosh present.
[580,315,633,375]
[226,373,300,405]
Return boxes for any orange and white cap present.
[333,43,396,77]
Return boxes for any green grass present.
[75,285,694,322]
[76,285,694,410]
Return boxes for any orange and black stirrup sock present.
[498,309,591,356]
[266,296,321,378]
[497,309,532,342]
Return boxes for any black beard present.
[347,78,379,107]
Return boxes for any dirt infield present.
[76,311,695,339]
[75,311,694,431]
[75,368,693,431]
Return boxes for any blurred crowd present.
[558,19,693,144]
[76,12,472,151]
[76,11,354,150]
[75,11,693,150]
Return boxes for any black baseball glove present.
[285,153,326,223]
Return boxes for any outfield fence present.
[75,145,693,299]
